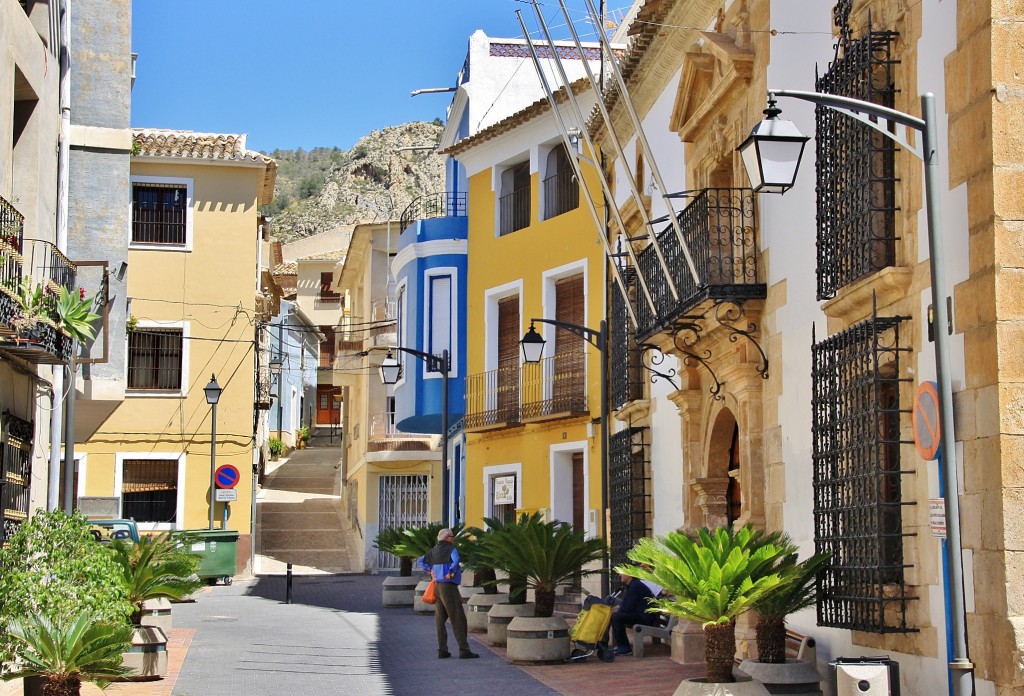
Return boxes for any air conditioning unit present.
[830,657,900,696]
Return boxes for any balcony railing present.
[367,413,432,452]
[635,188,764,340]
[543,168,579,219]
[520,351,588,420]
[0,195,24,251]
[315,291,341,305]
[399,191,468,232]
[499,186,530,236]
[371,298,396,322]
[464,362,521,430]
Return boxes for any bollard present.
[286,563,293,604]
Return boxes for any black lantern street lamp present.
[378,347,451,525]
[741,88,973,695]
[204,374,223,530]
[737,97,810,195]
[520,318,609,596]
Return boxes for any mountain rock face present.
[265,121,446,241]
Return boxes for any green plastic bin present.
[186,529,239,585]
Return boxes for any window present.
[542,145,578,219]
[552,274,586,413]
[319,325,336,368]
[428,274,452,363]
[132,182,188,245]
[811,311,914,633]
[122,459,178,526]
[499,161,531,235]
[318,272,340,303]
[609,427,650,570]
[496,296,520,421]
[815,23,900,299]
[128,328,183,390]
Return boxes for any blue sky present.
[131,0,634,153]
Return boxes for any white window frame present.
[492,154,533,237]
[129,175,195,251]
[124,320,190,398]
[548,441,594,538]
[114,451,186,531]
[423,267,458,379]
[394,279,409,388]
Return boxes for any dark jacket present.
[618,578,656,621]
[417,540,462,584]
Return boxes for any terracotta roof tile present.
[298,249,346,261]
[273,262,297,275]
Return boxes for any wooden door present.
[316,385,340,426]
[497,297,520,421]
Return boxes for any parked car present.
[88,518,140,544]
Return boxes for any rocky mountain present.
[263,121,446,241]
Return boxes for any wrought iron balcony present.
[399,191,467,232]
[0,195,24,252]
[464,362,521,431]
[543,168,579,219]
[499,186,531,236]
[635,188,764,341]
[367,413,432,452]
[520,351,588,421]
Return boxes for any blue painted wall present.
[268,300,319,439]
[392,216,468,434]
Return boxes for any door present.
[553,275,585,412]
[377,474,429,571]
[316,385,341,426]
[496,296,520,422]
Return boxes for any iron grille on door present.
[122,459,178,525]
[1,411,33,543]
[811,308,915,632]
[609,426,650,570]
[610,268,643,410]
[377,474,429,571]
[815,19,900,300]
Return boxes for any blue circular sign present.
[215,464,241,489]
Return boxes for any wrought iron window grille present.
[811,301,917,633]
[815,12,900,300]
[609,425,651,570]
[1,411,33,543]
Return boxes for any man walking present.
[417,528,479,659]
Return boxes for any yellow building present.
[76,130,276,574]
[449,87,607,560]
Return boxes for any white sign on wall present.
[493,475,516,505]
[929,498,947,539]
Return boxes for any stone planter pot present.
[466,592,508,633]
[139,597,173,634]
[486,602,534,646]
[671,620,708,665]
[672,674,772,696]
[506,615,570,664]
[413,580,435,614]
[382,575,418,607]
[120,626,168,680]
[459,585,483,603]
[738,659,823,695]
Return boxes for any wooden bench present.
[630,615,679,658]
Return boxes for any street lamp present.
[204,374,222,530]
[377,347,451,525]
[520,318,609,596]
[741,89,973,695]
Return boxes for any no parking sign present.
[215,464,240,489]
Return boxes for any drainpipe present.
[49,0,72,511]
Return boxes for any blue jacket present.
[417,540,462,584]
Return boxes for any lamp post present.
[378,347,451,526]
[740,89,973,695]
[520,318,609,597]
[204,374,223,530]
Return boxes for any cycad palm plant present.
[2,613,134,696]
[392,522,463,567]
[478,512,605,618]
[753,550,830,663]
[373,526,413,576]
[618,525,794,683]
[108,533,203,625]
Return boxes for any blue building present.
[268,300,320,447]
[391,208,467,524]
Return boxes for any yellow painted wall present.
[463,155,606,531]
[80,159,262,542]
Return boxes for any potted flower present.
[477,512,605,662]
[53,286,101,343]
[2,613,134,696]
[619,525,793,694]
[268,436,285,461]
[296,426,310,449]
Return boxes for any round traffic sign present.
[215,464,241,489]
[913,381,941,461]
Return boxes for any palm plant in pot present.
[393,522,462,613]
[478,512,605,662]
[107,532,203,679]
[737,549,830,695]
[618,525,793,692]
[374,526,419,607]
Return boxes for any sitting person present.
[611,572,659,655]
